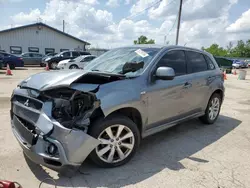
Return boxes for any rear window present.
[204,55,215,70]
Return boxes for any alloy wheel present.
[70,65,78,69]
[208,97,220,121]
[51,62,57,69]
[96,124,135,163]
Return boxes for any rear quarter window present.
[204,55,215,70]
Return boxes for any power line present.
[126,0,176,20]
[126,0,163,20]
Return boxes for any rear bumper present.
[10,92,100,171]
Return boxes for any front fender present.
[97,91,147,123]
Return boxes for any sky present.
[0,0,250,49]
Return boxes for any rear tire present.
[199,93,222,124]
[88,115,140,168]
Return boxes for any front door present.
[61,51,71,60]
[145,50,193,130]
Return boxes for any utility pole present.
[63,20,65,32]
[175,0,183,45]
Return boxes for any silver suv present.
[10,45,224,173]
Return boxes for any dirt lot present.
[1,68,250,188]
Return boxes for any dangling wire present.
[39,178,57,188]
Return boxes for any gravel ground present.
[0,68,250,188]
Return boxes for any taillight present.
[18,58,22,60]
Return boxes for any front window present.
[84,47,160,76]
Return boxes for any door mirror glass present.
[155,67,175,80]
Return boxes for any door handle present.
[183,82,192,89]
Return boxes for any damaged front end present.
[10,85,102,172]
[41,87,101,131]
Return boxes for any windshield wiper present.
[91,69,100,71]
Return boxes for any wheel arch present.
[69,64,78,68]
[211,89,224,101]
[104,107,143,136]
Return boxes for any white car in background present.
[57,55,96,69]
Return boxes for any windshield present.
[55,52,64,57]
[84,47,160,76]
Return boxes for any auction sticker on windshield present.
[135,49,149,58]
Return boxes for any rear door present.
[33,53,43,65]
[185,50,212,112]
[22,53,32,65]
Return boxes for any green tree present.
[134,35,155,44]
[203,44,227,56]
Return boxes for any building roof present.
[0,22,90,45]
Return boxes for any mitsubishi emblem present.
[24,99,29,107]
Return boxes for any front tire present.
[50,62,57,69]
[69,64,79,69]
[88,115,140,168]
[199,93,222,124]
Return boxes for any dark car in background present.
[45,50,91,69]
[41,52,58,67]
[0,52,24,69]
[19,52,45,66]
[214,56,233,73]
[0,55,3,69]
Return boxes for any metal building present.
[0,22,90,55]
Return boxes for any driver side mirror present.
[155,67,175,80]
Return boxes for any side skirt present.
[142,112,204,138]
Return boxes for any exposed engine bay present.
[39,88,100,131]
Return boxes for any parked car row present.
[213,56,249,73]
[43,50,91,69]
[0,50,93,69]
[57,55,96,69]
[231,59,248,69]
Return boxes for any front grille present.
[16,115,36,132]
[13,95,43,110]
[14,115,38,145]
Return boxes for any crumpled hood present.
[19,69,95,91]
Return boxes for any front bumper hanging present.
[10,92,100,171]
